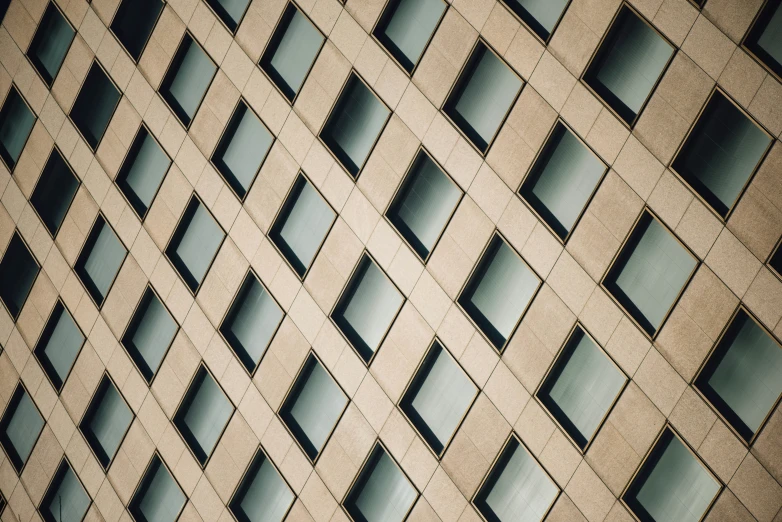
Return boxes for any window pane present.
[205,0,250,32]
[672,91,771,217]
[75,215,127,307]
[584,6,673,124]
[745,0,782,79]
[386,151,461,260]
[31,148,80,236]
[0,231,40,319]
[0,385,44,473]
[116,126,171,218]
[280,354,347,460]
[332,255,404,363]
[70,62,121,150]
[0,87,35,170]
[230,450,293,522]
[458,235,539,351]
[269,174,335,276]
[122,287,178,383]
[520,122,605,240]
[475,438,558,522]
[27,2,75,86]
[130,455,186,522]
[400,341,476,454]
[444,42,522,153]
[320,73,390,177]
[373,0,445,72]
[212,102,273,199]
[771,243,782,276]
[537,327,625,449]
[80,375,133,468]
[502,0,568,41]
[110,0,164,61]
[604,212,696,336]
[161,34,217,127]
[35,301,84,392]
[41,460,91,522]
[344,445,417,522]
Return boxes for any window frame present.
[0,84,37,172]
[0,229,41,321]
[0,382,46,475]
[25,1,77,87]
[499,0,573,44]
[128,452,188,522]
[38,456,92,522]
[68,59,123,152]
[73,212,128,309]
[29,146,81,239]
[227,445,296,522]
[109,0,166,63]
[743,0,782,83]
[33,298,86,393]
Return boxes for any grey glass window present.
[458,234,540,352]
[624,429,720,522]
[212,101,273,199]
[474,437,559,522]
[344,444,417,522]
[79,375,133,469]
[745,0,782,79]
[34,301,85,392]
[0,86,35,170]
[443,41,522,154]
[174,365,234,466]
[27,2,75,86]
[386,150,461,260]
[0,231,40,320]
[583,6,674,125]
[519,122,606,240]
[695,309,782,443]
[0,384,45,473]
[279,353,347,460]
[122,287,178,384]
[74,215,127,308]
[229,449,294,522]
[40,459,91,522]
[206,0,250,33]
[320,73,390,178]
[400,341,476,455]
[537,326,626,449]
[672,91,771,218]
[70,62,121,150]
[332,254,404,363]
[129,454,187,522]
[603,211,696,337]
[220,272,283,374]
[160,33,217,128]
[373,0,446,73]
[269,174,335,277]
[111,0,164,62]
[31,148,79,236]
[260,3,324,101]
[502,0,569,41]
[116,126,171,219]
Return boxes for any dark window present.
[34,301,85,392]
[111,0,164,61]
[373,0,446,73]
[74,215,127,308]
[583,6,674,125]
[0,491,5,516]
[116,126,171,219]
[79,374,133,469]
[27,2,75,86]
[40,459,91,522]
[165,196,225,293]
[69,62,121,150]
[0,1,9,25]
[269,174,335,277]
[279,353,347,461]
[229,449,294,522]
[386,150,461,260]
[30,148,79,236]
[0,86,35,170]
[320,73,390,178]
[0,384,44,473]
[122,287,178,384]
[771,242,782,276]
[519,122,606,240]
[0,231,40,320]
[332,254,404,363]
[219,272,283,374]
[672,91,771,218]
[745,0,782,79]
[259,2,324,101]
[212,101,273,199]
[160,33,217,128]
[129,454,186,522]
[205,0,250,33]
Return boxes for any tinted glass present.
[502,0,568,41]
[0,231,40,319]
[212,102,273,199]
[672,91,771,217]
[27,2,75,86]
[111,0,164,61]
[122,287,178,383]
[320,74,390,177]
[373,0,445,72]
[604,212,696,336]
[443,42,522,153]
[386,151,461,260]
[75,216,127,307]
[35,301,84,392]
[332,255,404,363]
[70,62,121,150]
[80,375,133,468]
[344,445,417,522]
[0,87,35,169]
[206,0,250,32]
[520,122,605,240]
[0,385,44,473]
[269,175,335,276]
[745,0,782,79]
[31,148,79,236]
[41,460,91,522]
[130,455,186,522]
[230,450,293,522]
[771,243,782,276]
[160,34,217,127]
[116,126,171,218]
[458,235,539,351]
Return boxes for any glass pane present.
[70,62,121,150]
[502,0,568,41]
[116,126,171,218]
[0,385,44,472]
[345,445,417,522]
[130,455,186,522]
[444,42,522,153]
[745,0,782,79]
[80,375,133,468]
[41,460,91,522]
[373,0,445,72]
[205,0,250,32]
[0,87,35,169]
[122,288,178,383]
[110,0,164,61]
[386,151,461,260]
[771,243,782,276]
[35,301,84,392]
[27,2,75,86]
[75,216,127,307]
[0,231,40,319]
[161,34,217,127]
[332,255,404,363]
[269,175,335,276]
[230,450,293,522]
[31,148,79,236]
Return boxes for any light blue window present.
[80,375,134,469]
[116,126,171,219]
[122,287,178,383]
[40,459,91,522]
[75,215,127,308]
[206,0,250,33]
[373,0,446,72]
[27,2,75,86]
[0,384,45,473]
[130,455,187,522]
[160,33,217,127]
[35,301,84,392]
[0,86,35,170]
[230,449,294,522]
[502,0,569,41]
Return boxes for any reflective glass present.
[35,301,84,392]
[41,460,91,522]
[373,0,445,72]
[230,450,293,522]
[344,445,417,522]
[27,2,75,86]
[502,0,568,41]
[0,231,40,319]
[70,62,121,150]
[80,375,133,469]
[0,385,44,473]
[745,0,782,79]
[116,126,171,218]
[31,148,79,236]
[111,0,164,61]
[122,287,178,383]
[206,0,250,32]
[130,455,186,522]
[160,34,217,127]
[0,87,35,170]
[75,215,127,307]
